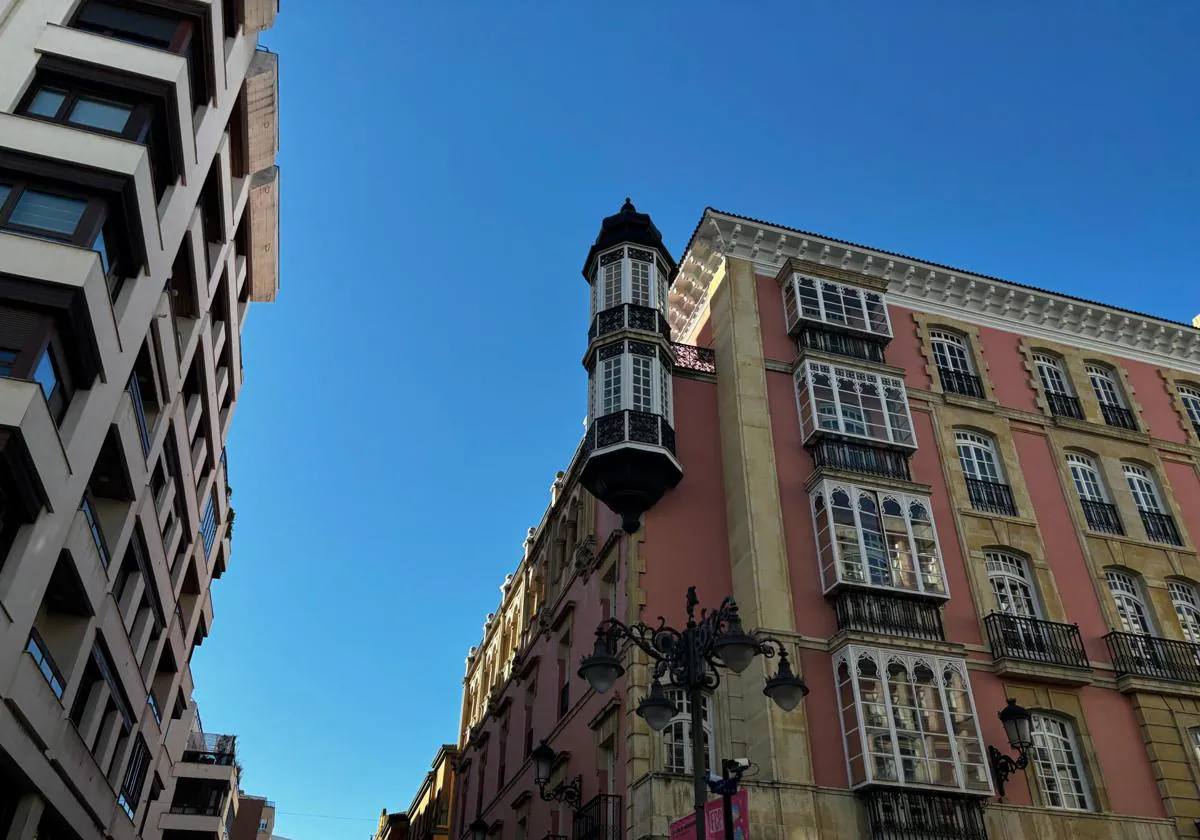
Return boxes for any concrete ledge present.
[246,165,278,302]
[0,378,69,512]
[993,656,1093,686]
[245,49,278,173]
[240,0,278,33]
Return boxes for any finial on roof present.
[621,197,636,213]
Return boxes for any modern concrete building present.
[0,0,280,839]
[450,202,1200,840]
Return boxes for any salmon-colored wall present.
[882,306,931,390]
[1165,459,1200,547]
[756,274,794,364]
[1126,358,1190,445]
[798,647,845,788]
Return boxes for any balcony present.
[587,303,671,343]
[937,367,985,400]
[246,166,279,302]
[984,613,1090,679]
[860,788,987,840]
[670,342,715,375]
[810,439,912,481]
[1105,631,1200,685]
[1080,499,1123,535]
[128,374,152,455]
[799,326,886,363]
[1046,392,1084,420]
[572,794,621,840]
[964,478,1017,517]
[0,377,67,521]
[1099,402,1138,431]
[1140,510,1183,546]
[833,590,945,642]
[585,410,677,457]
[183,731,236,766]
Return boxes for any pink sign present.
[669,791,749,840]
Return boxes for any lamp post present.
[987,698,1034,798]
[577,587,809,840]
[530,740,582,810]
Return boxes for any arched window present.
[1030,714,1092,810]
[1105,570,1154,635]
[1179,384,1200,433]
[985,550,1040,617]
[1034,353,1073,396]
[1065,453,1108,502]
[662,689,715,774]
[1123,464,1164,513]
[955,432,1003,482]
[931,330,974,373]
[1086,364,1124,407]
[1169,581,1200,644]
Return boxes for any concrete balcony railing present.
[0,378,68,517]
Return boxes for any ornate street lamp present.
[578,586,808,840]
[987,698,1033,797]
[529,740,582,810]
[468,817,490,840]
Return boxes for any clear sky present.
[191,2,1199,838]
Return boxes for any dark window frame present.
[18,83,152,143]
[0,307,75,424]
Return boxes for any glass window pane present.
[28,88,67,117]
[0,184,9,206]
[10,191,87,235]
[94,229,111,273]
[33,350,58,400]
[70,97,133,132]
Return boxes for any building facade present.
[450,203,1200,840]
[0,1,280,839]
[377,745,457,840]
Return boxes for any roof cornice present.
[672,210,1200,374]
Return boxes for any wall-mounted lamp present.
[530,740,582,810]
[987,698,1033,797]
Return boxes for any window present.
[1179,385,1200,435]
[795,361,914,447]
[599,356,622,415]
[118,735,152,818]
[199,491,218,558]
[1169,581,1200,644]
[1086,364,1137,429]
[592,345,672,420]
[81,495,110,568]
[930,331,973,374]
[630,259,651,307]
[23,85,135,134]
[1034,354,1072,396]
[1190,728,1200,769]
[10,189,86,235]
[955,432,1002,482]
[594,247,670,313]
[782,273,892,338]
[0,348,17,377]
[74,2,191,50]
[834,646,990,793]
[631,355,653,412]
[985,551,1040,617]
[811,481,946,596]
[1066,453,1107,502]
[1106,570,1154,635]
[258,820,269,832]
[1030,715,1091,810]
[1123,463,1182,545]
[0,178,117,282]
[662,689,715,774]
[25,630,65,698]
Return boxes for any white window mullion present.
[877,660,905,787]
[932,666,968,789]
[621,255,631,307]
[850,657,872,785]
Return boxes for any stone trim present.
[912,311,998,403]
[1160,368,1200,448]
[1130,692,1200,835]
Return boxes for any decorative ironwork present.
[598,342,624,361]
[595,414,624,448]
[598,249,623,267]
[661,423,676,455]
[627,304,661,334]
[937,367,985,399]
[573,794,622,840]
[964,478,1017,517]
[860,788,987,840]
[1099,402,1138,430]
[810,438,912,481]
[628,247,654,263]
[1046,392,1084,420]
[800,327,886,363]
[1140,510,1183,546]
[628,411,658,444]
[984,612,1089,669]
[628,340,657,358]
[671,343,716,374]
[591,304,671,342]
[1080,499,1124,535]
[587,412,676,454]
[1105,631,1200,683]
[832,590,945,641]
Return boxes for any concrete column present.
[710,256,811,784]
[78,679,112,748]
[94,709,123,775]
[4,793,44,840]
[118,571,146,629]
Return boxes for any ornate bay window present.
[588,245,672,342]
[782,272,892,339]
[795,360,916,448]
[811,481,946,597]
[835,646,991,795]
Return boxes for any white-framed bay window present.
[591,246,672,316]
[794,360,915,447]
[781,272,892,338]
[811,480,947,597]
[834,645,991,794]
[590,341,673,424]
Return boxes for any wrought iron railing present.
[671,342,715,374]
[984,613,1089,669]
[833,590,945,641]
[861,789,987,840]
[1080,499,1124,535]
[127,374,152,454]
[1099,402,1138,431]
[1045,392,1084,420]
[573,794,621,840]
[937,367,985,400]
[810,439,912,481]
[1140,510,1183,546]
[1105,631,1200,683]
[964,478,1017,516]
[183,732,237,765]
[800,327,886,363]
[588,304,671,342]
[585,410,676,456]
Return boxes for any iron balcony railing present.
[1045,392,1084,421]
[671,342,716,375]
[586,410,677,457]
[1140,510,1183,546]
[573,794,621,840]
[1105,631,1200,684]
[833,590,945,641]
[127,374,152,455]
[183,732,237,765]
[937,367,985,400]
[1080,499,1124,535]
[984,613,1089,669]
[588,303,671,342]
[964,478,1017,517]
[1099,402,1138,431]
[861,788,987,840]
[810,438,912,481]
[800,326,887,363]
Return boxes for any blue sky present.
[191,2,1199,838]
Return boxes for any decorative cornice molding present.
[673,210,1200,374]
